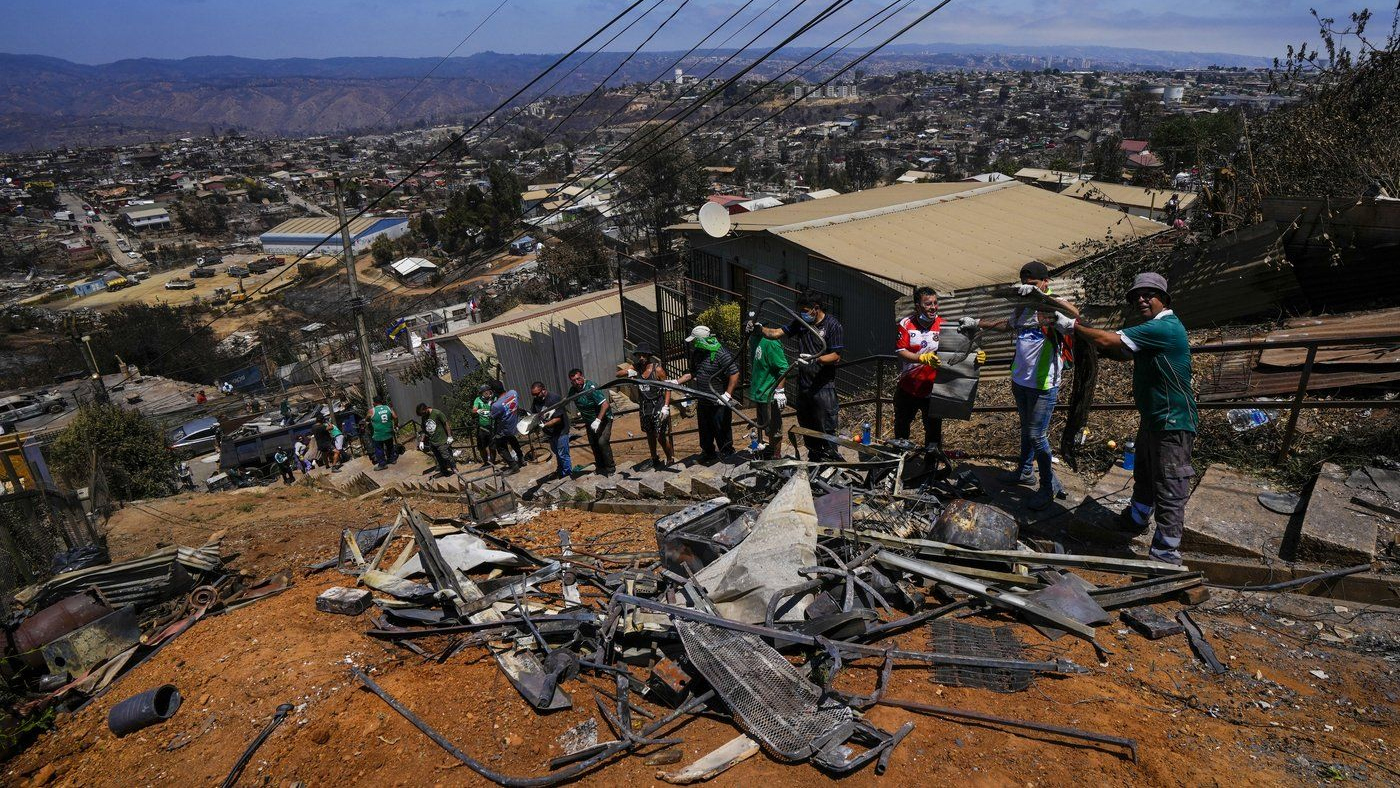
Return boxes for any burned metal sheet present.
[1025,575,1111,641]
[677,619,854,762]
[928,499,1018,550]
[696,473,818,624]
[42,606,140,677]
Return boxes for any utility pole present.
[333,177,377,408]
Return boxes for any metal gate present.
[654,281,689,375]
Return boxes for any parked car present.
[165,278,196,290]
[0,393,67,424]
[190,267,216,278]
[167,416,223,458]
[226,265,249,278]
[126,251,140,260]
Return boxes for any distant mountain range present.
[0,43,1272,152]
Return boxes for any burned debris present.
[324,456,1237,785]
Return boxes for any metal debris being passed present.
[676,619,854,762]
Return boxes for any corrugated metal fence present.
[493,314,624,395]
[927,277,1087,381]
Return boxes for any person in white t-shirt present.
[964,261,1080,510]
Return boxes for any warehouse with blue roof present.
[259,216,409,256]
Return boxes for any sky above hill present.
[6,0,1376,63]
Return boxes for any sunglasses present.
[1126,290,1162,304]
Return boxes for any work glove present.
[417,440,425,452]
[589,418,601,432]
[658,405,671,419]
[1015,283,1038,297]
[718,392,734,406]
[918,352,940,367]
[957,316,978,331]
[744,319,762,334]
[1054,313,1077,334]
[446,436,454,446]
[798,353,816,367]
[624,368,638,378]
[774,390,788,408]
[975,349,987,365]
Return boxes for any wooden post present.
[1275,344,1317,462]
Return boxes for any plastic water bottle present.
[861,422,871,445]
[1227,408,1272,431]
[749,431,759,452]
[1122,441,1136,471]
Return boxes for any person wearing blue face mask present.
[753,289,845,462]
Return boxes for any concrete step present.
[1298,463,1379,565]
[1181,465,1290,559]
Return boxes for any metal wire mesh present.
[926,619,1034,693]
[677,619,854,761]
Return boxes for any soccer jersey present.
[896,314,943,397]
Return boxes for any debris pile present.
[2,532,289,728]
[331,462,1229,784]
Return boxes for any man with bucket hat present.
[1054,272,1197,565]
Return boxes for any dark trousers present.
[372,437,398,466]
[278,463,295,484]
[475,427,496,464]
[757,400,782,440]
[892,386,942,449]
[426,442,455,476]
[1132,428,1196,564]
[494,434,524,468]
[795,386,839,461]
[586,418,615,473]
[696,400,734,457]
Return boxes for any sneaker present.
[1115,508,1150,533]
[997,469,1035,486]
[373,464,386,471]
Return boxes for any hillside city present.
[0,6,1397,787]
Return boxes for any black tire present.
[47,403,65,414]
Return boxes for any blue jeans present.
[1012,382,1058,491]
[548,431,572,476]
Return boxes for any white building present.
[120,204,172,232]
[259,216,409,255]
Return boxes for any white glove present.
[625,368,638,378]
[774,390,787,408]
[744,319,762,334]
[446,436,454,445]
[1054,312,1077,334]
[589,418,601,432]
[658,405,671,419]
[417,440,425,451]
[718,392,733,406]
[1015,283,1038,296]
[957,316,978,331]
[798,353,815,367]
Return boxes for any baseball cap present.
[1019,260,1050,280]
[1126,272,1170,304]
[684,325,712,343]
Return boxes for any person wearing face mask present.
[624,347,675,469]
[752,290,845,463]
[675,326,740,464]
[964,261,1079,510]
[1053,272,1197,566]
[893,286,949,452]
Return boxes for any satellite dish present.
[698,201,733,238]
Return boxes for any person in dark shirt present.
[754,290,845,462]
[311,416,334,470]
[272,445,295,484]
[674,325,740,463]
[530,381,571,479]
[567,368,614,475]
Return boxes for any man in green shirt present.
[1057,273,1197,565]
[749,334,790,459]
[567,368,615,475]
[367,395,398,470]
[470,384,497,467]
[415,402,456,478]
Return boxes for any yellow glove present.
[975,349,987,365]
[918,352,940,367]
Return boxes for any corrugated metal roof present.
[1168,221,1303,329]
[1061,180,1198,212]
[262,216,399,237]
[671,182,983,231]
[440,284,656,360]
[768,181,1165,289]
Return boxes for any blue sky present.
[4,0,1376,63]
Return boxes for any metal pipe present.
[219,702,293,788]
[1206,563,1371,592]
[1276,344,1317,462]
[876,696,1137,763]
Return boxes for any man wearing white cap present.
[675,325,740,463]
[1054,272,1197,565]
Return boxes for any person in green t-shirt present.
[567,368,615,475]
[366,395,399,470]
[1056,272,1197,566]
[415,402,456,478]
[748,334,790,459]
[470,384,497,467]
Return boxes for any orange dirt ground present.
[5,485,1398,787]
